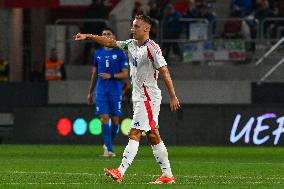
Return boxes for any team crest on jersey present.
[112,54,117,60]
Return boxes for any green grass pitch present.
[0,145,284,189]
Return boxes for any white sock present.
[118,139,139,176]
[152,141,173,178]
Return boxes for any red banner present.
[0,0,59,8]
[0,0,120,8]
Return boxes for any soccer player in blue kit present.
[87,27,128,157]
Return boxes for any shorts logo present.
[134,122,140,127]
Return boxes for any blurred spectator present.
[132,0,144,18]
[156,0,171,18]
[83,0,108,35]
[0,52,9,82]
[266,1,281,38]
[183,0,199,38]
[254,0,271,22]
[29,61,43,82]
[279,0,284,14]
[147,0,161,20]
[162,3,182,62]
[254,0,274,37]
[184,0,199,19]
[223,10,251,40]
[44,48,66,81]
[174,0,190,16]
[196,3,217,33]
[147,0,161,39]
[230,0,253,17]
[82,0,109,65]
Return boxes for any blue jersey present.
[94,48,128,95]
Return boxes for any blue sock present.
[111,124,120,141]
[103,124,112,152]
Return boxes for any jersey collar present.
[142,39,150,46]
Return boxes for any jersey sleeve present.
[116,39,133,51]
[147,42,167,69]
[119,51,129,69]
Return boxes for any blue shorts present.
[95,94,122,117]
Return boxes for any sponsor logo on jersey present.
[112,54,117,59]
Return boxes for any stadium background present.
[2,0,284,188]
[1,0,284,146]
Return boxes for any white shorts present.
[131,101,161,132]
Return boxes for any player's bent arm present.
[159,66,177,99]
[74,33,117,48]
[159,66,180,111]
[114,68,128,79]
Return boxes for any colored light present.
[121,118,132,135]
[73,118,87,135]
[89,118,102,135]
[57,118,72,136]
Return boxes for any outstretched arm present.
[73,33,117,48]
[159,66,180,112]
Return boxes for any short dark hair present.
[102,27,115,35]
[135,14,153,27]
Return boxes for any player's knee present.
[147,132,161,145]
[100,116,109,125]
[112,117,119,125]
[128,129,141,141]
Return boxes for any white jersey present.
[116,39,167,102]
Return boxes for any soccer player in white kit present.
[74,14,180,184]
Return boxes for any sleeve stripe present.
[147,46,154,64]
[149,40,161,54]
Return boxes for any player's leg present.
[111,116,120,141]
[119,101,156,175]
[118,128,141,174]
[109,95,122,141]
[96,95,113,156]
[104,101,144,182]
[104,128,141,183]
[145,101,175,184]
[146,130,175,184]
[100,114,114,155]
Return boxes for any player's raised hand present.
[170,96,180,112]
[87,93,93,105]
[73,33,87,40]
